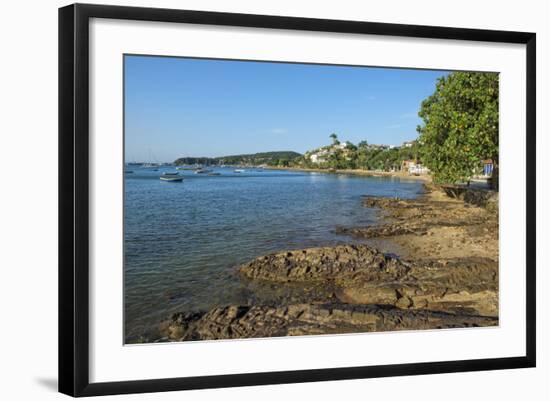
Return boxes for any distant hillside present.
[174,151,302,167]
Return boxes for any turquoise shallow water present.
[124,167,423,341]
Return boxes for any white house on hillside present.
[308,148,330,164]
[308,142,352,164]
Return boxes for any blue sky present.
[124,55,447,162]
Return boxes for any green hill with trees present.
[291,136,421,171]
[174,151,302,167]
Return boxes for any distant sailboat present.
[143,148,161,169]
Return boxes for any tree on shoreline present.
[417,72,499,188]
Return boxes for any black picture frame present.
[58,3,536,397]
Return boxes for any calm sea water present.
[124,167,423,341]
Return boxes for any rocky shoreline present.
[157,184,499,342]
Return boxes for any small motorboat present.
[195,168,213,174]
[160,172,183,182]
[234,169,245,173]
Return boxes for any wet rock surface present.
[160,186,499,341]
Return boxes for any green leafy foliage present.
[417,72,499,184]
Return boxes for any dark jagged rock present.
[239,244,409,284]
[441,185,499,211]
[362,196,408,209]
[161,303,498,341]
[336,224,426,238]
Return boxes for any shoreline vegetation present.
[152,181,498,342]
[265,166,432,182]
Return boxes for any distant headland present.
[174,151,302,167]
